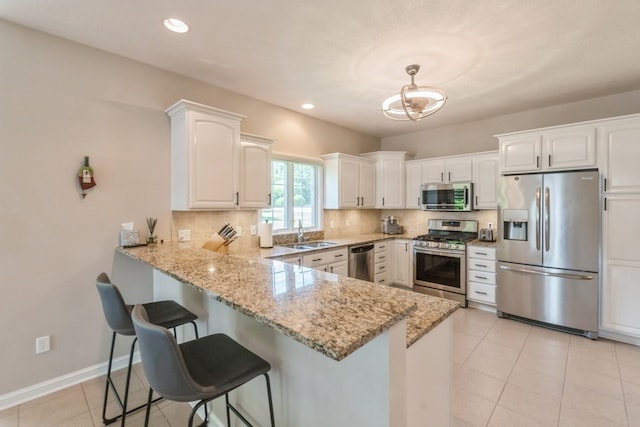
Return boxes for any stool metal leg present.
[264,373,276,427]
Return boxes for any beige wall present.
[0,19,379,397]
[382,89,640,158]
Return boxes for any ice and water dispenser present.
[502,209,529,241]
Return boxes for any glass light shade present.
[382,88,447,121]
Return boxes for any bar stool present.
[131,304,276,427]
[96,272,199,426]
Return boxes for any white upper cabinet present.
[166,100,273,210]
[405,161,423,209]
[599,116,640,194]
[421,156,473,184]
[238,133,274,208]
[323,153,376,209]
[361,151,414,209]
[498,124,596,174]
[472,151,499,209]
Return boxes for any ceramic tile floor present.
[452,307,640,427]
[3,307,640,426]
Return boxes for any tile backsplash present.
[172,208,498,252]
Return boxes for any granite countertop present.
[117,238,458,360]
[467,239,498,248]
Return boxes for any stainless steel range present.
[413,219,478,307]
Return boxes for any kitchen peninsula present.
[115,242,458,426]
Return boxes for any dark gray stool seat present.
[96,272,198,426]
[131,304,275,427]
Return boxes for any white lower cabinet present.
[303,248,349,275]
[374,241,389,285]
[391,239,413,288]
[466,245,497,306]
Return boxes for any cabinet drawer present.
[302,248,347,268]
[328,248,348,263]
[375,262,387,274]
[375,252,388,264]
[467,271,496,285]
[375,272,388,285]
[468,282,496,305]
[468,246,496,260]
[374,241,388,252]
[468,259,496,273]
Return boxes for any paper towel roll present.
[259,222,273,248]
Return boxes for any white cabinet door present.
[601,194,640,338]
[472,152,498,209]
[446,156,473,182]
[499,135,543,173]
[600,116,640,194]
[544,125,597,171]
[421,159,446,184]
[377,157,404,208]
[359,160,377,208]
[328,261,348,276]
[405,161,423,209]
[166,100,245,210]
[338,157,360,208]
[391,239,412,288]
[238,135,273,208]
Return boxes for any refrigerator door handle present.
[499,265,594,281]
[536,187,541,250]
[545,187,550,252]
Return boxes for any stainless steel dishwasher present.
[348,243,375,281]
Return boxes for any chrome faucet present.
[297,219,304,243]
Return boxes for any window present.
[261,158,322,233]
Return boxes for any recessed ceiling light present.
[164,18,189,34]
[301,103,314,110]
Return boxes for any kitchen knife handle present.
[545,187,550,252]
[536,187,541,251]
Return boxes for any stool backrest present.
[96,273,134,335]
[131,304,205,402]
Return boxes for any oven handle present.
[413,248,464,258]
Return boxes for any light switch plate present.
[178,229,191,242]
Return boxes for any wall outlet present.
[178,229,191,242]
[488,222,494,230]
[235,226,242,236]
[330,220,334,229]
[36,335,50,354]
[250,225,257,235]
[345,219,351,227]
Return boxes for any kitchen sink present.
[282,241,337,250]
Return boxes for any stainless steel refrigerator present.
[496,170,600,338]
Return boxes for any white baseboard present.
[0,352,140,411]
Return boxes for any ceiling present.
[2,0,640,138]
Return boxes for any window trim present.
[265,155,323,234]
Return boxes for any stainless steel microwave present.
[420,182,474,211]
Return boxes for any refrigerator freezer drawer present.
[496,262,598,335]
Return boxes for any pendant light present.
[382,64,447,121]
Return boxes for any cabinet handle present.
[405,242,408,251]
[475,264,488,268]
[475,275,488,280]
[312,258,323,262]
[536,156,540,168]
[379,255,386,260]
[268,193,272,206]
[379,279,385,283]
[475,195,478,205]
[448,171,451,182]
[604,197,607,211]
[330,266,334,273]
[474,291,488,295]
[361,197,364,206]
[548,154,552,167]
[476,252,488,256]
[417,196,420,206]
[440,172,444,182]
[382,197,385,206]
[604,178,607,192]
[235,192,239,206]
[335,254,344,258]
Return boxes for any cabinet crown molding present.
[165,99,246,121]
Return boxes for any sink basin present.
[282,241,337,250]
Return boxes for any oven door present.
[413,247,466,295]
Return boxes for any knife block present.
[202,233,228,254]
